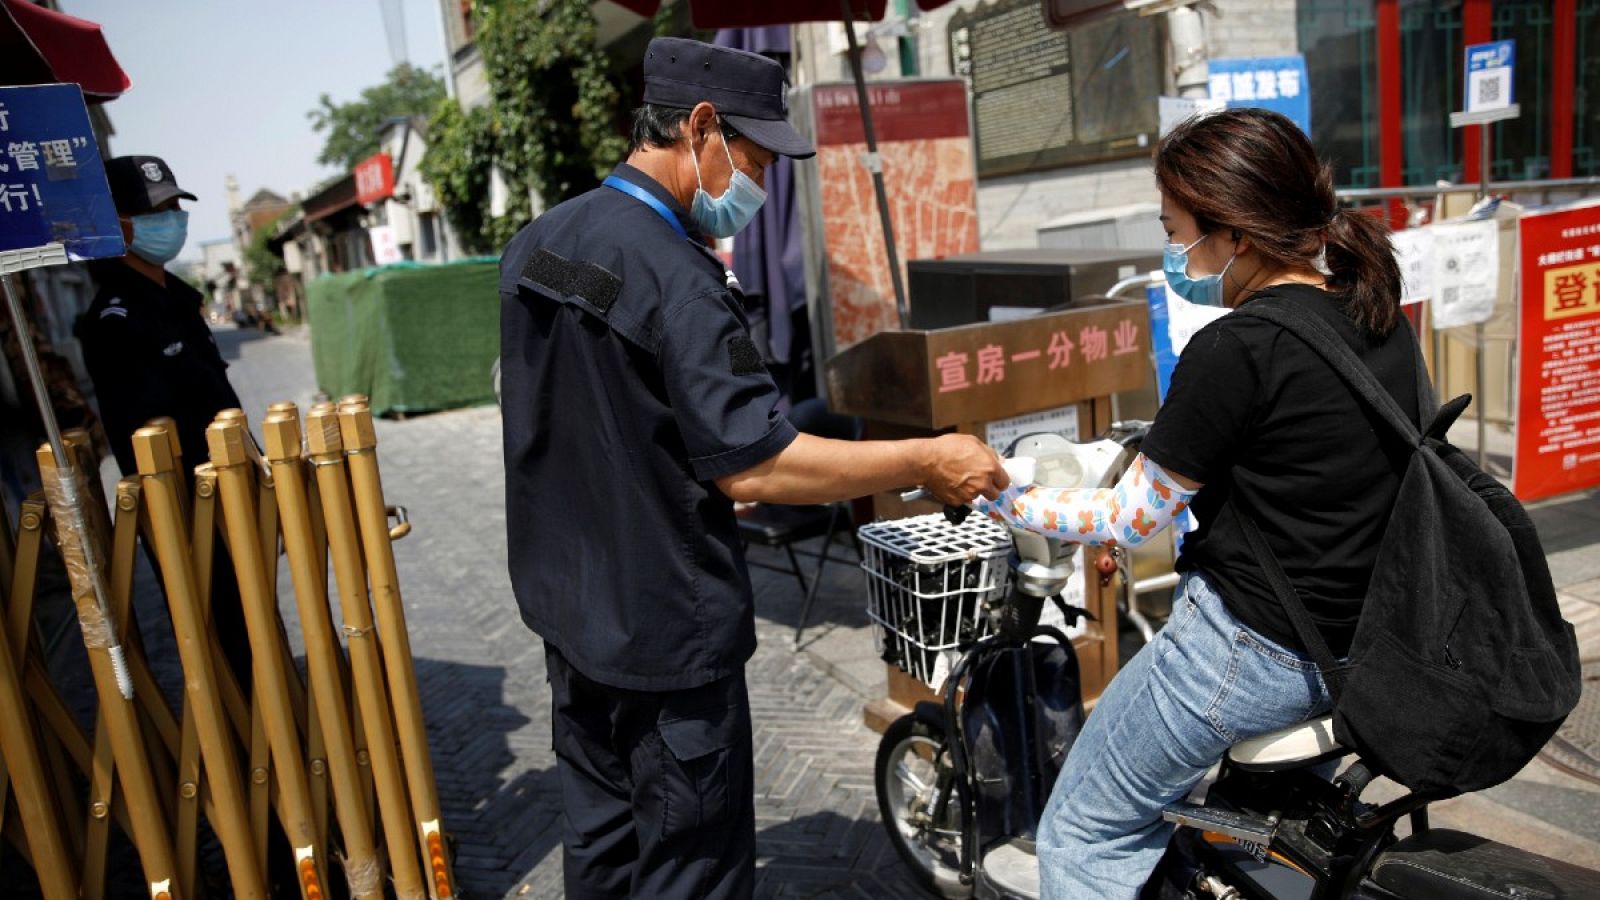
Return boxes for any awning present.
[303,175,360,224]
[0,0,130,102]
[610,0,879,27]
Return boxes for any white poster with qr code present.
[1430,220,1500,330]
[1465,40,1514,114]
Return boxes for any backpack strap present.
[1239,515,1347,701]
[1236,301,1428,448]
[1231,299,1442,701]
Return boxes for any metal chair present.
[737,501,853,646]
[737,398,863,646]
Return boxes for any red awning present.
[607,0,952,28]
[0,0,131,102]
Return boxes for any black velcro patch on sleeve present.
[521,249,621,314]
[728,335,765,376]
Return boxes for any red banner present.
[1513,201,1600,501]
[353,152,393,206]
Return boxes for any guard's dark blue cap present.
[644,37,815,159]
[105,155,197,214]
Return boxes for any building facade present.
[789,0,1595,249]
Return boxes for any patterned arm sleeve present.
[972,454,1198,548]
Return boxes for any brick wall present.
[1205,0,1300,59]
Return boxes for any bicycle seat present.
[1227,715,1346,771]
[1369,828,1600,899]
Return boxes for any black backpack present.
[1234,301,1581,798]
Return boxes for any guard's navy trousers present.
[545,642,756,899]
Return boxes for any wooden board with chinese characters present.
[827,300,1153,731]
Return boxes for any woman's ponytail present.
[1324,208,1402,335]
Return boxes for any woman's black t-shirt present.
[1139,284,1424,658]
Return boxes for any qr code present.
[1441,286,1460,306]
[1477,75,1503,106]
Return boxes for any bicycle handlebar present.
[898,489,971,525]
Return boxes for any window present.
[1491,0,1552,180]
[419,213,438,260]
[1579,2,1600,175]
[1299,0,1380,188]
[1401,0,1463,185]
[1301,0,1578,187]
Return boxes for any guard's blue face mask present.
[1163,232,1237,306]
[129,209,189,265]
[689,120,766,239]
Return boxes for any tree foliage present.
[419,98,498,254]
[420,0,630,251]
[308,63,447,170]
[243,209,291,291]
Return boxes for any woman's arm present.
[973,454,1201,548]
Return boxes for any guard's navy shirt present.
[80,262,242,476]
[499,163,798,692]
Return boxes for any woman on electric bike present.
[975,107,1420,899]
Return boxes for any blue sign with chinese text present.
[1206,56,1312,135]
[1464,40,1515,114]
[0,84,123,260]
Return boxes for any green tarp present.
[306,260,499,416]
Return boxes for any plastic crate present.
[858,513,1013,687]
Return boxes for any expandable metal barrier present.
[0,396,457,899]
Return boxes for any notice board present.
[1513,201,1600,501]
[947,0,1162,177]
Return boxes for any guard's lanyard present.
[603,175,689,241]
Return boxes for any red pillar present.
[1462,0,1492,184]
[1377,0,1403,224]
[1552,0,1576,178]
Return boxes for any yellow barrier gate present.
[1,398,455,895]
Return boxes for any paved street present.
[18,322,1600,897]
[147,324,922,898]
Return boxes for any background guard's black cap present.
[104,155,197,215]
[643,37,815,159]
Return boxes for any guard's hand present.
[921,434,1009,506]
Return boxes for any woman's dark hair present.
[1155,107,1401,335]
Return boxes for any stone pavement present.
[10,322,1600,896]
[64,324,922,898]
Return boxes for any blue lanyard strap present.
[602,175,689,241]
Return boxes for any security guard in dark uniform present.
[82,156,241,475]
[500,38,1008,899]
[79,155,254,690]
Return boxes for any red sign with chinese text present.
[353,152,394,206]
[1513,201,1600,501]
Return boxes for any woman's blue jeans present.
[1038,572,1334,899]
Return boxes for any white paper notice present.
[1159,95,1226,138]
[368,225,403,266]
[1431,220,1500,329]
[1391,227,1434,305]
[1165,284,1232,355]
[985,405,1080,454]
